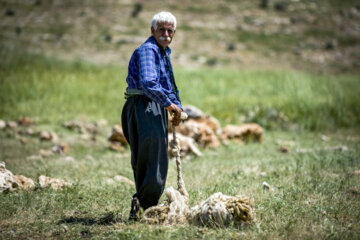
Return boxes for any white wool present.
[187,192,232,226]
[187,192,255,227]
[143,120,255,227]
[0,162,18,193]
[143,187,188,225]
[168,132,203,157]
[166,187,189,224]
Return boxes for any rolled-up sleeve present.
[138,47,172,108]
[167,91,182,110]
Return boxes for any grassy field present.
[0,54,359,239]
[1,52,359,130]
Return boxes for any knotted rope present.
[170,112,189,203]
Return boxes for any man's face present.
[151,22,176,49]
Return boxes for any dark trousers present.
[121,95,169,210]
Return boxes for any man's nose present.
[163,30,169,36]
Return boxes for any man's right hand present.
[166,103,182,126]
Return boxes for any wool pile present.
[143,186,189,224]
[107,105,264,156]
[187,192,255,227]
[143,189,255,227]
[142,131,255,227]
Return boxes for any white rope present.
[170,119,189,203]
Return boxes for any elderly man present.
[121,11,182,221]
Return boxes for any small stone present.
[40,131,50,140]
[295,148,312,153]
[321,135,329,141]
[51,143,69,154]
[62,156,75,162]
[7,121,18,129]
[61,224,68,232]
[262,181,270,190]
[80,133,92,140]
[0,120,6,129]
[278,146,290,153]
[260,172,267,177]
[40,131,58,142]
[26,128,35,136]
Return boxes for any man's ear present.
[173,29,176,36]
[151,26,155,35]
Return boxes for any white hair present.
[151,11,176,30]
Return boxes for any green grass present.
[0,53,359,239]
[0,128,359,239]
[1,52,359,130]
[0,53,127,125]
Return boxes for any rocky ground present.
[1,0,359,73]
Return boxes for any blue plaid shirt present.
[126,36,182,109]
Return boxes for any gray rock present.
[183,105,204,119]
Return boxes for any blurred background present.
[1,0,359,73]
[1,0,360,130]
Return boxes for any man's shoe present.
[128,197,140,222]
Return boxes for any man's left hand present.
[166,103,182,126]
